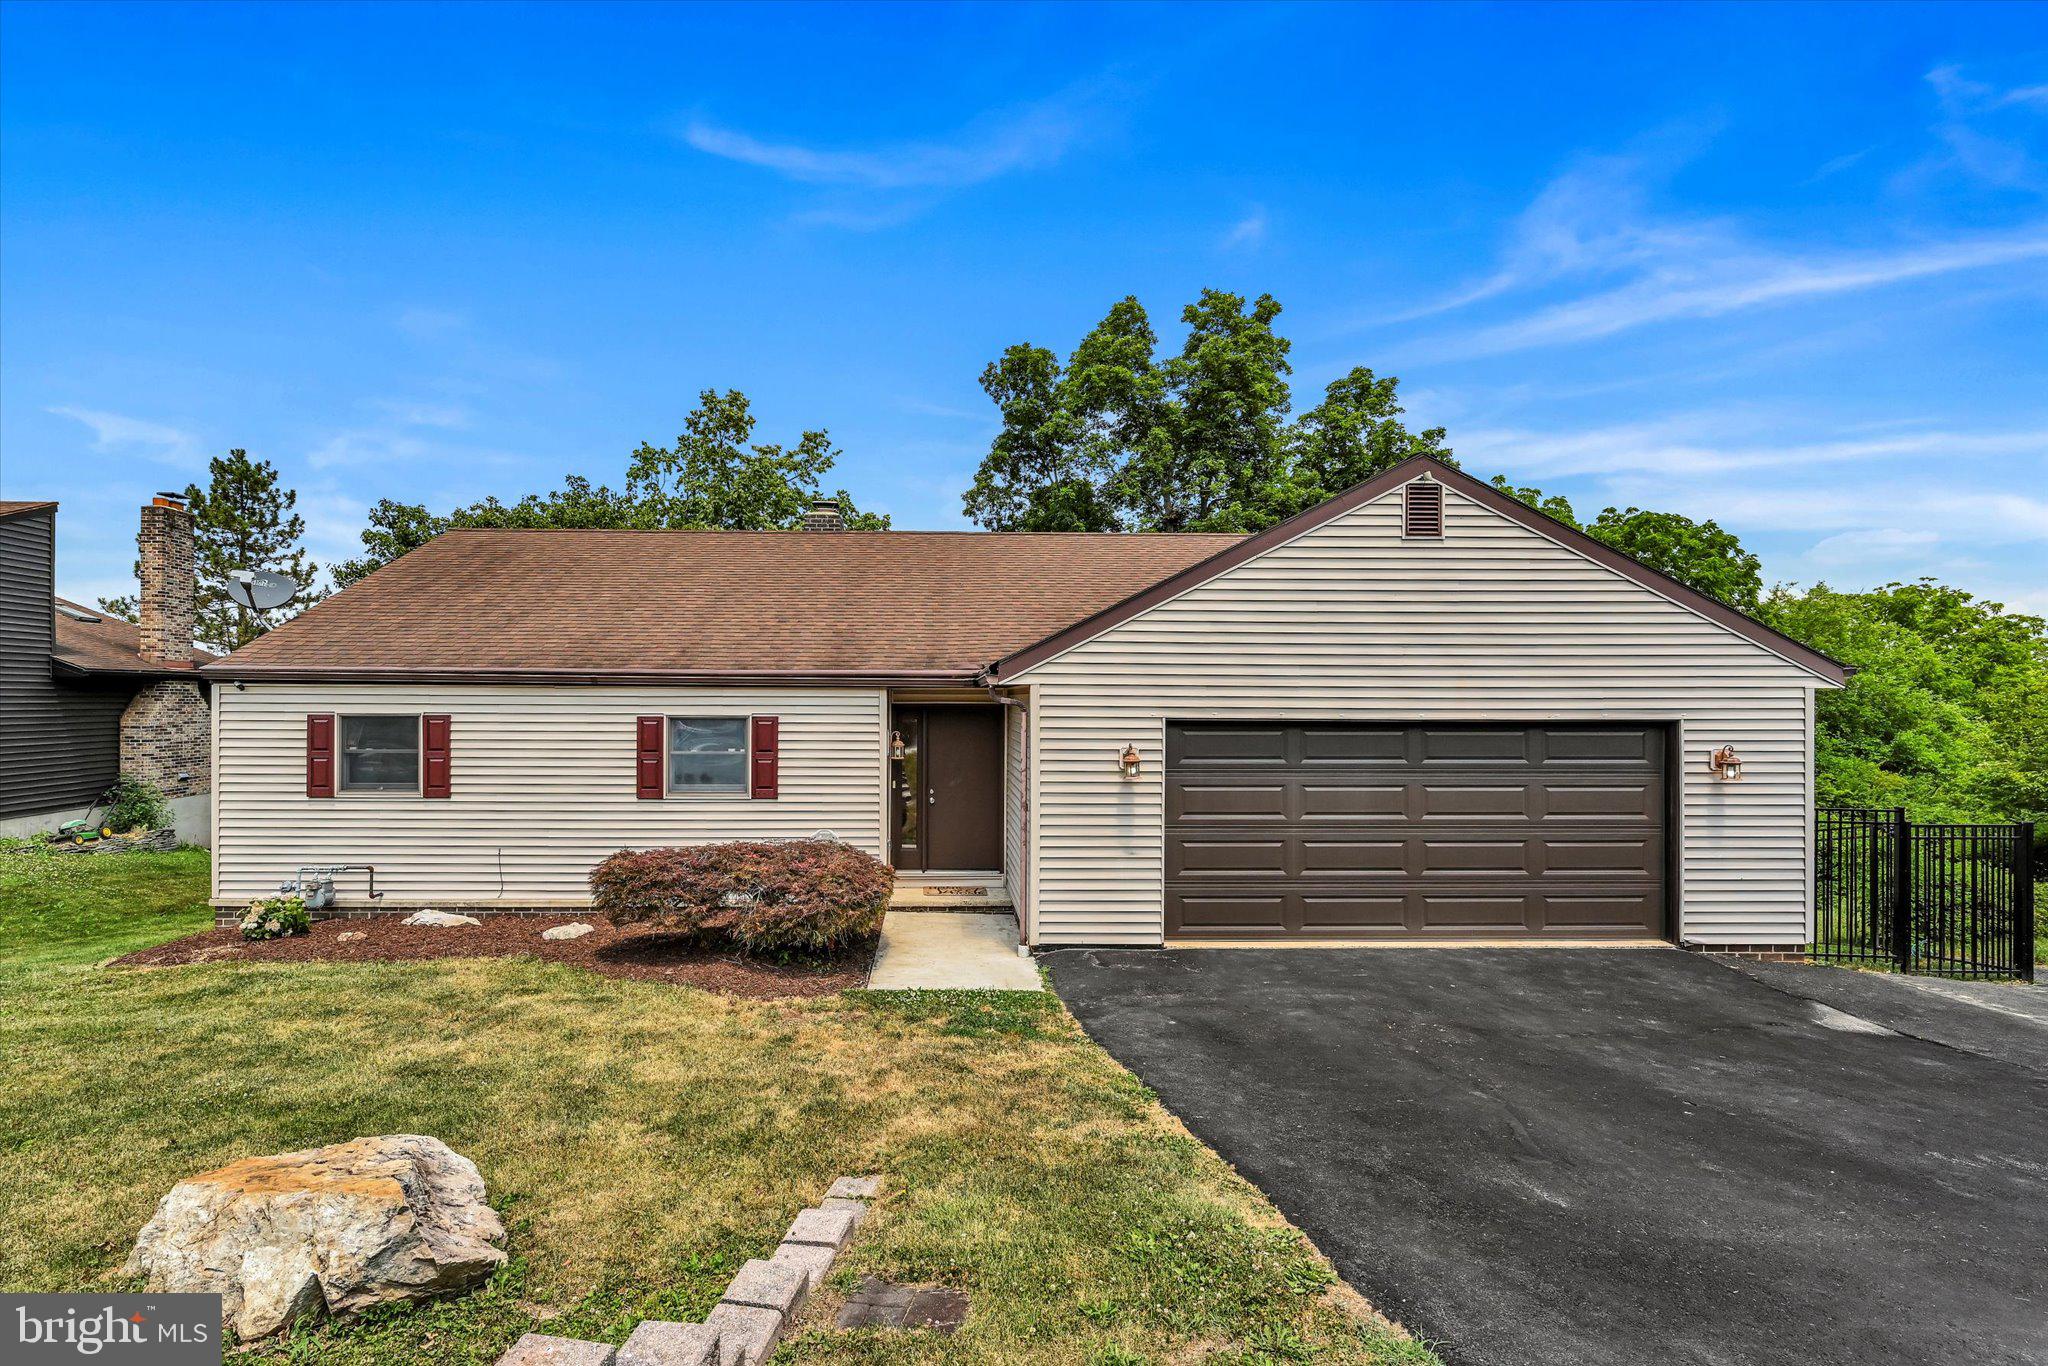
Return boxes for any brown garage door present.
[1165,723,1668,941]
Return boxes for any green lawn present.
[0,846,1437,1365]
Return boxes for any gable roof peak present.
[988,454,1848,685]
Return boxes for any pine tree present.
[185,449,323,650]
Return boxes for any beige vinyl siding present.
[1015,484,1825,946]
[1001,696,1029,928]
[214,684,886,904]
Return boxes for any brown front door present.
[1165,722,1670,940]
[891,706,1003,872]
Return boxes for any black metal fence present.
[1813,807,2036,981]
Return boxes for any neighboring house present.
[1,495,212,842]
[201,457,1848,952]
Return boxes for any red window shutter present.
[306,714,336,798]
[750,716,779,800]
[422,715,451,798]
[636,716,664,799]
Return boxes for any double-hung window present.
[667,717,749,795]
[340,715,421,793]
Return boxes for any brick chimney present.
[120,491,209,813]
[802,498,845,532]
[136,491,195,664]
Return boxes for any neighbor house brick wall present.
[122,495,209,799]
[123,681,210,797]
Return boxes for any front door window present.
[893,719,921,866]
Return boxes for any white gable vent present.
[1403,477,1444,538]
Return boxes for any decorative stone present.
[499,1334,617,1365]
[704,1303,781,1366]
[768,1241,836,1291]
[721,1258,807,1316]
[824,1175,881,1200]
[542,922,595,941]
[833,1276,911,1329]
[900,1285,970,1332]
[617,1321,717,1366]
[498,1334,618,1365]
[782,1206,856,1250]
[402,910,482,927]
[833,1276,968,1333]
[125,1134,507,1340]
[337,931,367,942]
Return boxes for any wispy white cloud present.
[1987,583,2048,616]
[1414,226,2048,360]
[1808,146,1878,183]
[1368,109,2048,360]
[680,84,1109,191]
[1375,149,1729,326]
[1220,205,1269,251]
[306,397,507,471]
[366,398,472,430]
[787,200,934,232]
[1455,409,2048,598]
[1677,483,2048,546]
[1457,411,2048,479]
[1803,527,1940,568]
[46,406,200,466]
[1904,64,2048,194]
[294,485,370,578]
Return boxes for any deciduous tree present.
[964,290,1451,532]
[334,390,885,587]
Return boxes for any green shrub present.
[590,839,892,956]
[239,894,309,941]
[104,777,169,833]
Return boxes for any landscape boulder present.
[541,922,594,941]
[125,1134,507,1340]
[401,910,482,928]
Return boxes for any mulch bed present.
[114,914,872,998]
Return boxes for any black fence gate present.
[1813,807,2036,981]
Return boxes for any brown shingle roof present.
[207,530,1245,682]
[0,500,59,520]
[52,598,213,676]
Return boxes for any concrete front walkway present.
[867,912,1042,991]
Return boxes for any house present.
[1,495,212,843]
[200,457,1847,950]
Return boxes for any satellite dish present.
[225,568,301,612]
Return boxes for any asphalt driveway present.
[1046,948,2048,1366]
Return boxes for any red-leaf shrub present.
[590,839,893,956]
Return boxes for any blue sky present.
[4,1,2044,612]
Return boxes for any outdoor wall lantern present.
[890,731,907,761]
[1708,745,1744,781]
[1120,743,1142,780]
